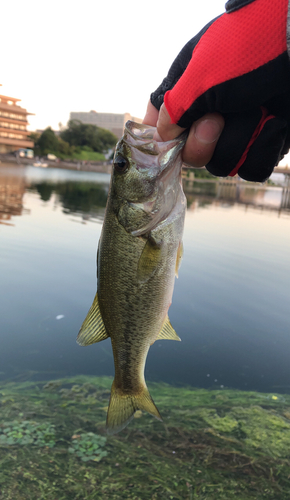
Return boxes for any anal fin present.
[77,292,109,346]
[156,315,181,342]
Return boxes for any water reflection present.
[1,164,290,226]
[281,174,290,210]
[1,163,290,396]
[32,181,108,223]
[0,163,110,225]
[183,176,290,214]
[0,167,27,225]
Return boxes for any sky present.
[1,0,226,131]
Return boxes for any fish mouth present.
[125,121,155,141]
[120,121,187,237]
[124,121,187,168]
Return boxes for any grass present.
[72,150,105,162]
[0,376,290,499]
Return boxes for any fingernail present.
[195,119,222,144]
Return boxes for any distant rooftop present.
[69,111,142,139]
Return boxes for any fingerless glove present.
[151,0,290,182]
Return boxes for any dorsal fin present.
[156,315,181,342]
[77,292,109,346]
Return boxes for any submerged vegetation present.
[68,432,107,462]
[0,376,290,499]
[0,420,56,448]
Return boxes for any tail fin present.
[106,380,162,435]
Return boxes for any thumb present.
[183,113,225,167]
[156,104,224,167]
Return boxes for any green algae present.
[0,420,56,448]
[68,432,107,462]
[0,376,290,499]
[198,405,290,458]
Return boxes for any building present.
[0,89,34,153]
[69,111,142,139]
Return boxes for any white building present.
[69,111,142,139]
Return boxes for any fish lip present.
[125,120,187,143]
[158,133,187,172]
[124,121,187,168]
[125,121,155,141]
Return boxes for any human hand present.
[143,100,224,168]
[148,0,290,182]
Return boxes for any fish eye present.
[114,155,128,173]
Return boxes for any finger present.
[156,104,186,141]
[183,113,225,168]
[142,101,159,126]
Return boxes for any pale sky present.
[1,0,226,131]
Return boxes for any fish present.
[77,121,187,434]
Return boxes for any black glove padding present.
[207,108,289,182]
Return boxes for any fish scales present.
[100,206,180,387]
[77,121,186,434]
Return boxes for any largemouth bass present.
[77,121,186,434]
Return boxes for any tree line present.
[29,120,118,161]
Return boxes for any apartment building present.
[0,92,34,153]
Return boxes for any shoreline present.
[0,154,112,174]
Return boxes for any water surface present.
[1,163,290,394]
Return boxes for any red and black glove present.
[151,0,290,182]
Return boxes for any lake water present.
[1,163,290,394]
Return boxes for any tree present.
[96,128,119,151]
[28,132,40,155]
[60,120,117,153]
[28,131,40,143]
[36,128,59,155]
[57,137,72,157]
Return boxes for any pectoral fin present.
[137,237,164,284]
[77,292,109,346]
[175,241,184,278]
[156,315,181,341]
